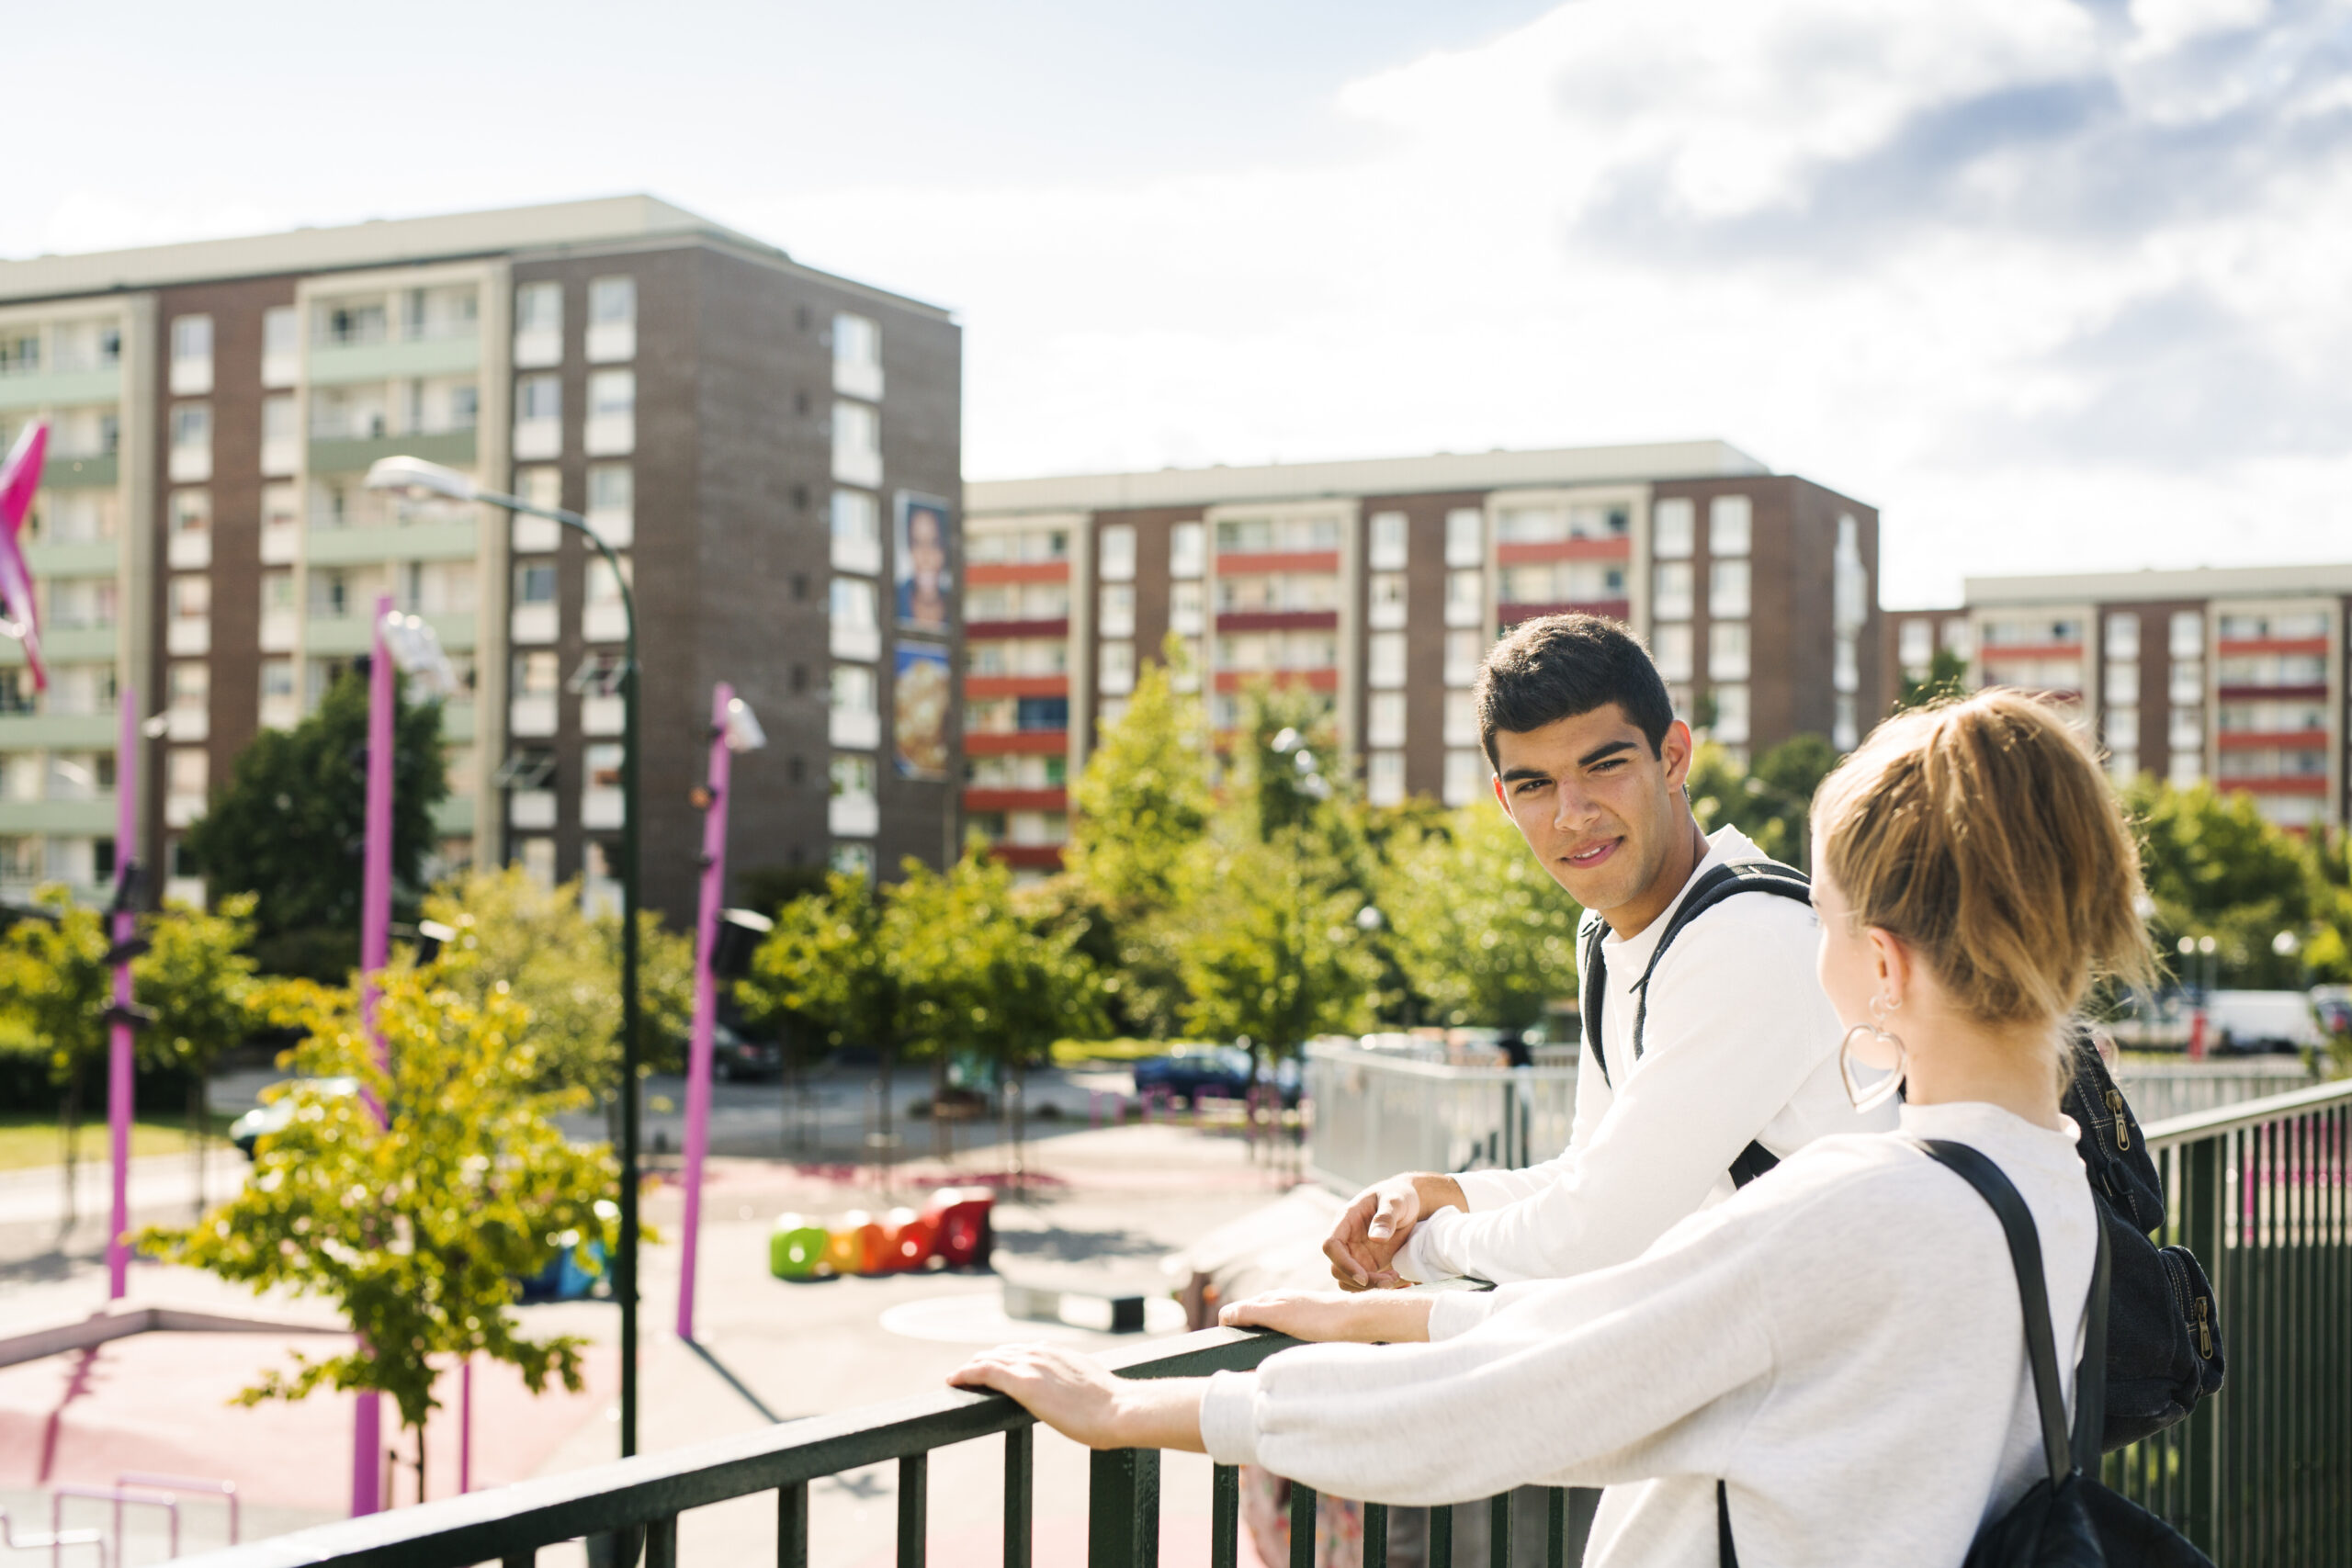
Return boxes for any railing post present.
[1545,1488,1567,1568]
[1287,1483,1316,1568]
[778,1482,808,1568]
[1004,1427,1033,1568]
[644,1515,677,1568]
[1430,1503,1454,1568]
[1088,1449,1159,1568]
[1486,1493,1512,1568]
[899,1453,929,1568]
[2181,1130,2222,1555]
[1361,1502,1388,1568]
[1210,1465,1239,1568]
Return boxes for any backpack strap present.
[1578,914,1611,1085]
[1627,861,1814,1061]
[1907,1138,2090,1491]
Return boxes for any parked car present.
[1132,1045,1302,1106]
[229,1077,358,1158]
[2203,990,2324,1055]
[715,1023,784,1081]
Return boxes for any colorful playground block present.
[879,1207,937,1272]
[769,1215,831,1280]
[768,1189,996,1281]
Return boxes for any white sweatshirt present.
[1203,1103,2098,1568]
[1399,826,1896,1286]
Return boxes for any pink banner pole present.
[675,682,733,1343]
[351,595,396,1517]
[105,684,137,1300]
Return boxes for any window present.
[1652,497,1694,560]
[831,664,879,749]
[2105,661,2139,706]
[258,393,299,476]
[1653,623,1694,682]
[1099,640,1136,695]
[514,282,562,367]
[1369,572,1408,629]
[1444,629,1484,687]
[1367,750,1406,807]
[169,403,211,482]
[587,276,636,362]
[1653,561,1694,621]
[584,462,633,547]
[1100,583,1136,637]
[1445,508,1485,568]
[1016,695,1069,731]
[1898,620,1933,672]
[585,369,635,456]
[1709,559,1750,617]
[1708,621,1749,681]
[1445,569,1485,627]
[167,490,210,569]
[2170,611,2204,660]
[832,400,881,486]
[1834,632,1859,695]
[514,374,561,460]
[831,577,880,661]
[170,314,212,395]
[2105,612,2141,660]
[1170,521,1205,579]
[2106,705,2142,753]
[166,749,208,821]
[170,576,209,621]
[1369,511,1408,571]
[0,330,38,375]
[1368,690,1407,749]
[1442,750,1485,807]
[1834,694,1860,752]
[1709,495,1752,557]
[319,299,387,346]
[834,311,883,400]
[509,561,554,607]
[1098,523,1136,582]
[583,557,631,643]
[1368,631,1407,689]
[263,306,300,386]
[1170,580,1205,635]
[1712,682,1751,743]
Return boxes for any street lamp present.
[365,454,648,1459]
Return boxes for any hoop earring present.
[1840,995,1907,1112]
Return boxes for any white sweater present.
[1204,1103,2097,1568]
[1400,826,1896,1286]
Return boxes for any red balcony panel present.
[2218,776,2330,796]
[2217,637,2329,657]
[2217,728,2330,750]
[989,844,1068,870]
[965,617,1070,640]
[1498,600,1632,626]
[2216,684,2328,702]
[1214,610,1340,633]
[1980,643,2086,660]
[1213,668,1340,694]
[967,561,1071,585]
[965,729,1069,755]
[1214,550,1340,575]
[1496,538,1634,566]
[963,674,1069,700]
[963,787,1069,813]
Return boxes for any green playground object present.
[769,1215,831,1280]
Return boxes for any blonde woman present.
[952,691,2155,1566]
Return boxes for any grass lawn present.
[0,1112,240,1172]
[1050,1037,1195,1067]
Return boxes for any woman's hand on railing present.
[948,1345,1210,1452]
[1219,1288,1434,1344]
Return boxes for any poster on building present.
[894,491,955,635]
[893,642,952,779]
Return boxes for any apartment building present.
[1884,562,2352,831]
[0,197,961,922]
[962,443,1879,871]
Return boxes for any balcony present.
[1213,669,1339,694]
[307,612,475,658]
[51,1065,2352,1568]
[962,786,1068,813]
[24,540,119,579]
[965,617,1069,641]
[964,728,1067,756]
[989,842,1066,871]
[828,793,879,837]
[964,674,1069,701]
[967,561,1069,586]
[0,796,118,835]
[41,454,118,490]
[0,367,120,413]
[307,333,480,387]
[1494,536,1632,565]
[307,518,478,566]
[1498,599,1630,629]
[1214,611,1338,634]
[1215,549,1340,574]
[310,430,477,477]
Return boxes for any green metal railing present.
[173,1078,2352,1568]
[2106,1076,2352,1564]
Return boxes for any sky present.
[8,0,2348,606]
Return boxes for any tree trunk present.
[188,1076,206,1216]
[932,1052,950,1162]
[59,1066,81,1230]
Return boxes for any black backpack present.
[2057,1032,2227,1450]
[1720,1140,2215,1567]
[1577,857,1814,1190]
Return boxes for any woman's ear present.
[1866,926,1913,1009]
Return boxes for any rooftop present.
[1963,561,2352,606]
[965,439,1770,514]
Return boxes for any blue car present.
[1132,1045,1301,1107]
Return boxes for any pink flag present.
[0,420,48,692]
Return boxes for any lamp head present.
[364,456,479,502]
[379,610,460,699]
[723,695,768,753]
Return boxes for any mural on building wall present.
[894,491,954,636]
[894,643,952,779]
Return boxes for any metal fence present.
[175,1079,2352,1568]
[1303,1044,1577,1194]
[2104,1077,2352,1565]
[2109,1056,2312,1122]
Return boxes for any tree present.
[421,867,695,1096]
[136,893,264,1212]
[1687,733,1841,869]
[1381,804,1582,1031]
[1178,825,1381,1067]
[184,664,448,977]
[738,871,902,1147]
[2130,780,2320,989]
[1895,646,1970,713]
[139,956,620,1474]
[0,886,112,1219]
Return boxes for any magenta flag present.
[0,420,49,691]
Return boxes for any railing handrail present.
[169,1325,1297,1568]
[1303,1043,1577,1084]
[2139,1073,2352,1149]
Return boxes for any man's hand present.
[1323,1172,1465,1290]
[1220,1287,1433,1344]
[947,1345,1205,1451]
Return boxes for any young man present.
[1324,614,1895,1289]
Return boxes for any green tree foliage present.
[1894,646,1971,713]
[2129,779,2320,989]
[736,870,898,1061]
[1686,733,1841,869]
[137,892,265,1205]
[139,957,618,1440]
[184,665,448,976]
[887,852,1108,1077]
[0,887,112,1208]
[422,866,694,1092]
[1177,824,1381,1064]
[1380,803,1582,1031]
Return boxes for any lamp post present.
[364,456,646,1459]
[676,684,765,1344]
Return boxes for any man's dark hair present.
[1476,614,1676,768]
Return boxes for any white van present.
[2204,990,2323,1055]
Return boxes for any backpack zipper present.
[2194,1296,2212,1359]
[2105,1089,2131,1151]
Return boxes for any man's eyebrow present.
[1498,766,1553,784]
[1577,739,1638,767]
